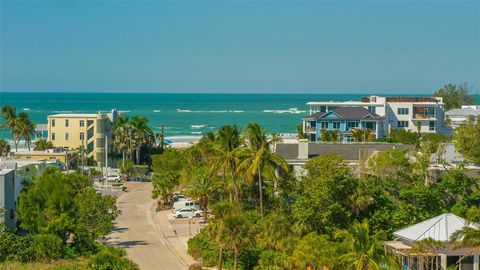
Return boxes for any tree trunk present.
[234,247,239,270]
[122,151,126,164]
[203,197,208,223]
[136,147,140,165]
[218,245,223,270]
[258,167,264,218]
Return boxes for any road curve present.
[106,182,188,270]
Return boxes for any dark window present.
[429,121,435,131]
[333,122,340,129]
[321,122,329,129]
[397,121,409,128]
[51,119,55,127]
[368,106,376,113]
[65,133,69,141]
[80,120,84,127]
[80,132,84,140]
[397,108,409,115]
[65,119,69,127]
[51,133,55,140]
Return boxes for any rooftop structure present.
[385,213,480,270]
[445,106,480,128]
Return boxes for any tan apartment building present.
[47,110,119,166]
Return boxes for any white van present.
[173,200,200,212]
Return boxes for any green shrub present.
[31,234,64,261]
[87,246,139,270]
[0,231,34,262]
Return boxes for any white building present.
[0,159,46,229]
[445,106,480,129]
[305,95,447,139]
[385,213,479,270]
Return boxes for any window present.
[80,132,84,140]
[333,122,340,129]
[65,119,69,127]
[80,120,84,127]
[397,108,409,115]
[321,122,329,129]
[51,133,55,140]
[51,119,55,127]
[368,106,376,113]
[347,121,359,129]
[397,121,409,128]
[429,121,435,131]
[65,133,69,141]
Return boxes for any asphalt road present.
[106,182,189,270]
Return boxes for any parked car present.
[106,174,120,182]
[173,208,203,218]
[173,200,199,211]
[173,194,188,202]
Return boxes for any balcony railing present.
[306,127,316,132]
[413,114,436,120]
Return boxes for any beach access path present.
[106,182,194,270]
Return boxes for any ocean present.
[1,92,479,139]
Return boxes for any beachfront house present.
[302,106,384,142]
[445,106,480,129]
[385,213,480,270]
[303,95,447,141]
[47,109,120,166]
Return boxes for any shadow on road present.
[115,240,148,248]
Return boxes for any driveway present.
[106,182,190,270]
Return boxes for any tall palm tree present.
[221,213,253,270]
[240,122,289,217]
[34,138,54,151]
[334,220,399,270]
[207,202,233,270]
[113,115,130,164]
[130,116,153,165]
[0,139,10,157]
[213,125,241,204]
[17,112,36,151]
[1,106,17,147]
[185,167,221,222]
[451,207,480,254]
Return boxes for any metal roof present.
[393,213,478,243]
[445,107,480,116]
[304,106,383,121]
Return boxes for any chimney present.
[298,139,309,159]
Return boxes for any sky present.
[0,0,479,94]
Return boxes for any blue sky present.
[1,0,479,94]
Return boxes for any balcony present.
[306,127,316,133]
[413,114,436,120]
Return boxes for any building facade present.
[47,110,119,166]
[304,96,446,141]
[303,106,384,142]
[0,159,46,229]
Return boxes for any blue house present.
[302,106,384,142]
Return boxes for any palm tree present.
[130,116,153,165]
[0,139,10,157]
[16,112,36,151]
[351,128,374,142]
[213,125,241,204]
[207,202,233,270]
[451,207,480,254]
[241,122,289,217]
[1,106,17,149]
[113,115,131,164]
[221,213,253,270]
[334,220,399,270]
[34,138,54,151]
[185,167,221,222]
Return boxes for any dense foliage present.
[433,83,476,111]
[1,168,137,269]
[147,122,480,270]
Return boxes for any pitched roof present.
[304,106,383,121]
[393,213,478,243]
[445,107,480,116]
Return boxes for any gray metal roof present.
[445,107,480,116]
[304,106,383,121]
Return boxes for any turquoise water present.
[1,92,479,138]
